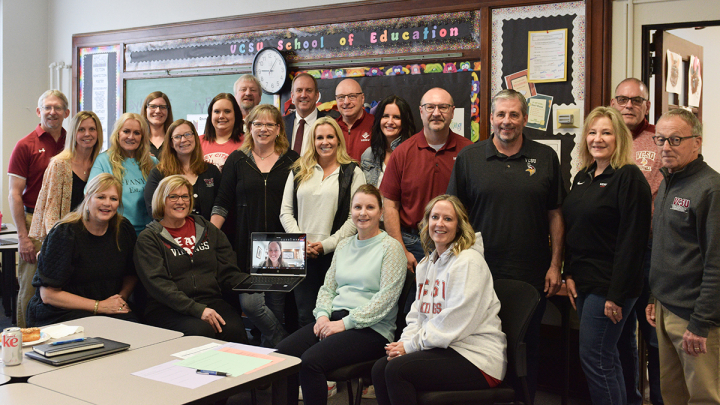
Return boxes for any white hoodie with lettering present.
[400,232,507,380]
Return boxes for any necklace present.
[254,149,275,161]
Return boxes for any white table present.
[0,375,9,385]
[30,335,301,405]
[0,223,18,322]
[0,383,91,404]
[1,316,183,380]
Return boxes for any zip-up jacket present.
[134,214,248,319]
[650,155,720,337]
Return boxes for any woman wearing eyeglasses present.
[144,119,221,221]
[211,104,298,346]
[135,175,249,343]
[141,91,174,159]
[563,107,651,405]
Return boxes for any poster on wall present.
[504,70,537,98]
[526,94,553,131]
[666,50,683,94]
[688,55,702,107]
[527,28,567,83]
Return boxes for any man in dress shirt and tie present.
[284,73,330,155]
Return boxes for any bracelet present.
[93,300,99,315]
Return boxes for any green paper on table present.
[176,350,272,376]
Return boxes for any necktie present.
[293,119,306,154]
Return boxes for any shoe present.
[299,387,303,401]
[327,381,337,397]
[362,385,376,399]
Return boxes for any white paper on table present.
[171,343,222,359]
[132,360,222,389]
[41,324,84,339]
[217,342,276,355]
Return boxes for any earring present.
[84,208,90,221]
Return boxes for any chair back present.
[494,279,541,405]
[394,268,415,340]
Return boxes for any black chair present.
[416,279,541,405]
[326,268,415,405]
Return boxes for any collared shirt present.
[290,108,319,156]
[631,119,663,205]
[380,130,472,230]
[447,135,565,290]
[336,111,374,161]
[8,124,66,208]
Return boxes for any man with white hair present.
[233,74,262,118]
[8,89,69,327]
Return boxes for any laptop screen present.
[250,233,307,275]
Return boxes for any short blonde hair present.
[579,106,634,171]
[240,104,289,155]
[292,117,354,184]
[151,175,194,220]
[419,194,476,257]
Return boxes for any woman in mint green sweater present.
[274,184,407,405]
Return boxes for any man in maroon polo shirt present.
[380,87,473,276]
[610,77,664,405]
[335,79,374,161]
[7,90,69,327]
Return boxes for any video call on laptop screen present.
[251,233,306,274]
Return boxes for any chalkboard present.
[125,74,275,123]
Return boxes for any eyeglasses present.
[251,122,279,129]
[167,194,190,202]
[147,104,168,111]
[614,96,647,107]
[421,103,454,113]
[652,135,699,147]
[335,93,362,102]
[41,105,67,112]
[171,133,194,141]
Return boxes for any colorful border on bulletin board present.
[293,61,483,142]
[79,45,122,116]
[126,11,480,71]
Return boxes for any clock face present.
[253,48,287,94]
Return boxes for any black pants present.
[273,310,387,405]
[372,347,491,405]
[293,253,333,328]
[143,297,247,343]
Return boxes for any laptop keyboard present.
[251,275,299,285]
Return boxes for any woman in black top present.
[27,173,138,326]
[144,119,221,220]
[562,106,651,405]
[141,91,173,159]
[211,104,299,346]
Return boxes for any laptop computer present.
[233,232,307,293]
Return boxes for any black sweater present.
[563,163,651,306]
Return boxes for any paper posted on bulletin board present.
[527,28,567,83]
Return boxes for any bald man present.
[334,79,374,161]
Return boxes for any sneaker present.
[362,385,376,399]
[327,381,337,397]
[299,387,303,401]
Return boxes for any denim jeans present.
[401,230,425,314]
[240,292,287,347]
[577,292,638,405]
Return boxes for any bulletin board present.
[491,1,586,189]
[78,45,122,150]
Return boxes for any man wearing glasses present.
[335,78,374,161]
[380,87,472,286]
[610,78,664,405]
[646,109,720,404]
[447,88,565,402]
[7,90,70,327]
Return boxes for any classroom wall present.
[611,0,720,171]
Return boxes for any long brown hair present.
[141,91,174,134]
[157,119,207,176]
[203,93,244,143]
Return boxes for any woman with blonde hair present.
[280,116,365,327]
[30,111,104,241]
[212,104,298,345]
[372,194,506,404]
[144,119,221,220]
[27,173,138,326]
[88,112,158,235]
[563,106,651,405]
[141,91,174,158]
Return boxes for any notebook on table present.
[25,337,130,366]
[233,233,307,293]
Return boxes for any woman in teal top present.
[274,184,407,405]
[89,112,158,235]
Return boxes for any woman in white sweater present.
[372,194,507,405]
[280,117,365,327]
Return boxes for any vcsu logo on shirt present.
[671,196,690,213]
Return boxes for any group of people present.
[6,72,718,405]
